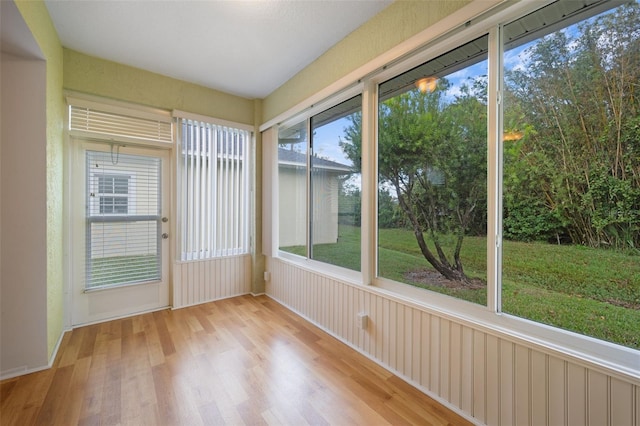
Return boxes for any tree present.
[503,2,640,249]
[341,79,487,284]
[377,188,404,229]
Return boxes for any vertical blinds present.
[178,118,250,261]
[86,150,162,289]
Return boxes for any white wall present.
[0,52,49,376]
[266,258,640,426]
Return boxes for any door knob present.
[162,233,169,239]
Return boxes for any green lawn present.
[88,254,160,288]
[283,225,640,349]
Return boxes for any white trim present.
[360,80,377,286]
[276,83,364,132]
[486,25,502,313]
[277,251,362,286]
[48,326,68,366]
[71,305,169,328]
[262,127,279,257]
[67,131,174,150]
[170,292,250,311]
[0,363,48,381]
[260,0,506,131]
[172,109,254,133]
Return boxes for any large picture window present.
[374,36,489,305]
[278,95,363,272]
[501,0,640,348]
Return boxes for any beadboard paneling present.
[173,255,251,308]
[266,257,640,426]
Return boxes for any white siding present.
[172,254,252,308]
[278,167,342,247]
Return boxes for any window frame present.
[267,0,640,376]
[276,86,365,280]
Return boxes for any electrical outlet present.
[357,312,368,330]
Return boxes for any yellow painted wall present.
[64,50,255,126]
[14,0,65,360]
[262,0,471,123]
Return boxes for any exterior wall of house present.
[278,166,307,248]
[311,168,340,247]
[278,167,341,248]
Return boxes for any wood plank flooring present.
[1,295,472,426]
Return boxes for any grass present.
[88,254,160,288]
[282,225,640,349]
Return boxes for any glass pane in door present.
[86,150,161,289]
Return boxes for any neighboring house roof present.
[278,147,352,174]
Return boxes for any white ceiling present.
[44,0,392,99]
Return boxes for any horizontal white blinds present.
[178,118,250,261]
[86,150,162,289]
[70,105,172,144]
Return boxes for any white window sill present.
[277,251,363,286]
[374,278,640,381]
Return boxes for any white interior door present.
[71,140,170,325]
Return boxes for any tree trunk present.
[395,184,470,284]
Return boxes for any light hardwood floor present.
[1,295,472,425]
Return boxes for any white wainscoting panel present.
[173,254,251,308]
[266,257,640,426]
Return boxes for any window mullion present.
[361,80,377,286]
[487,25,503,313]
[307,118,313,260]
